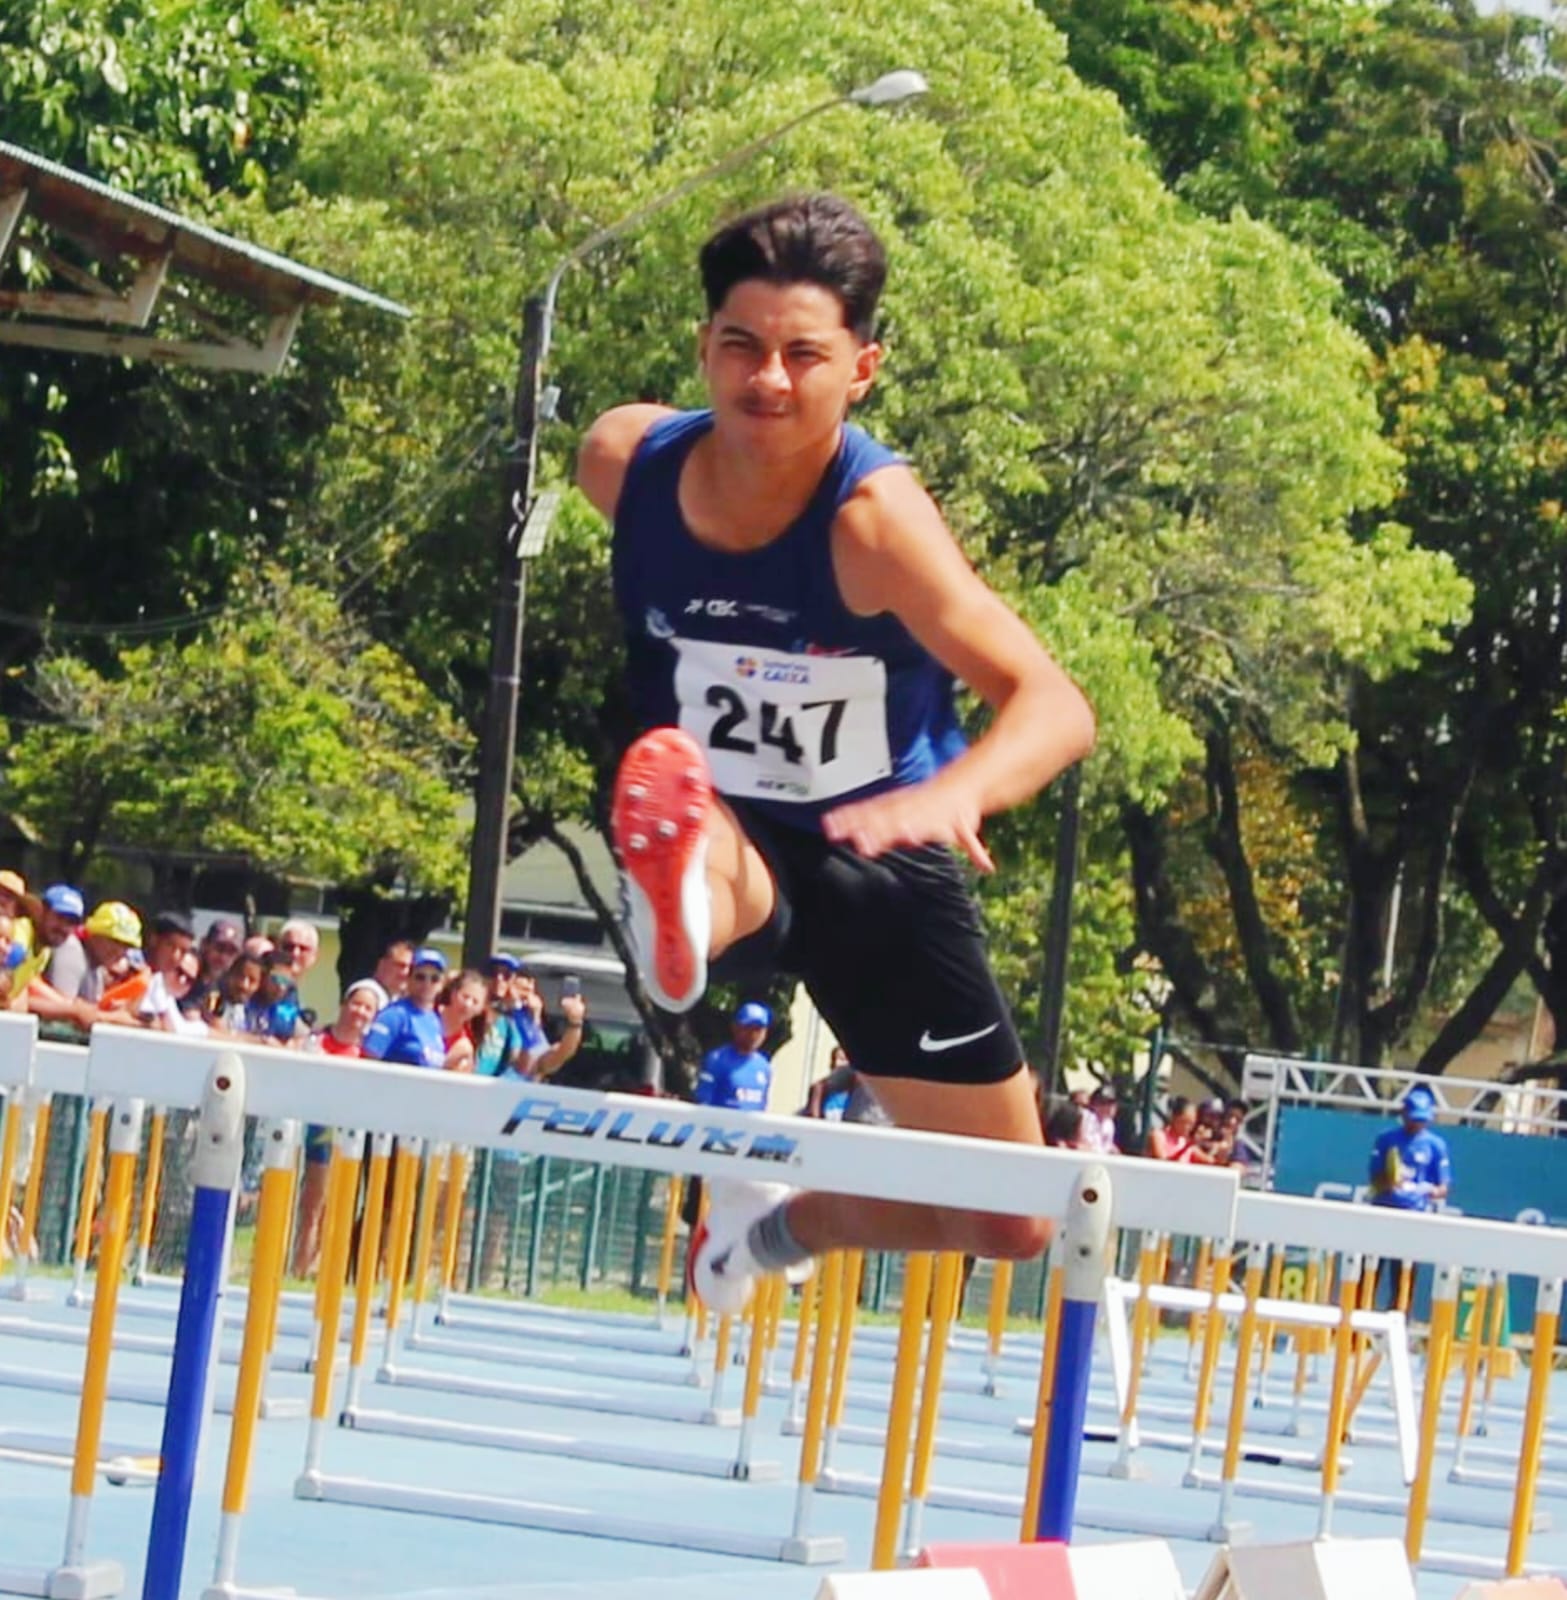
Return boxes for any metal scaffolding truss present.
[0,141,407,373]
[1243,1053,1567,1191]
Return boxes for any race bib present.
[672,637,891,803]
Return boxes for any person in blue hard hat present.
[696,1001,774,1113]
[682,1001,778,1233]
[1368,1084,1452,1213]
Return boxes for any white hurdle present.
[68,1023,1239,1581]
[25,1016,1567,1593]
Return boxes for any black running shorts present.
[711,800,1024,1086]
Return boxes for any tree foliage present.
[0,0,1480,1077]
[2,576,469,894]
[0,0,336,679]
[1043,0,1567,1072]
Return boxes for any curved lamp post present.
[462,70,929,967]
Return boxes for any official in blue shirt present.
[695,1001,773,1112]
[362,946,448,1069]
[1368,1085,1452,1212]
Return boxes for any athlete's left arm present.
[823,468,1096,870]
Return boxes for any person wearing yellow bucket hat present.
[81,901,144,1003]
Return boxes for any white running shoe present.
[612,728,713,1013]
[688,1178,798,1315]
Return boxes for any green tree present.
[2,0,1471,1080]
[1,575,468,908]
[236,0,1463,1070]
[0,0,330,690]
[1043,0,1566,1072]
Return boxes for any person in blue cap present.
[695,1001,774,1113]
[681,1001,777,1231]
[1368,1085,1452,1212]
[361,946,449,1069]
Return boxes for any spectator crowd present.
[0,870,587,1082]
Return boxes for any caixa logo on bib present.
[500,1095,799,1164]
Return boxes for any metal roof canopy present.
[0,141,409,374]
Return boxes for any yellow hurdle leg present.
[655,1173,683,1324]
[63,1099,143,1565]
[1342,1347,1385,1439]
[789,1262,820,1411]
[710,1313,734,1410]
[1453,1271,1491,1450]
[70,1102,109,1298]
[1405,1264,1459,1565]
[1479,1271,1509,1432]
[0,1095,22,1264]
[309,1148,350,1362]
[1214,1249,1266,1532]
[436,1146,469,1316]
[1150,1233,1170,1340]
[1396,1261,1414,1316]
[1187,1239,1213,1371]
[1292,1251,1322,1426]
[792,1250,845,1540]
[213,1121,298,1588]
[1317,1250,1362,1537]
[1255,1245,1285,1400]
[1185,1239,1235,1475]
[381,1141,422,1356]
[20,1095,52,1264]
[822,1250,866,1472]
[904,1253,962,1557]
[872,1252,934,1570]
[1020,1246,1063,1540]
[302,1131,364,1480]
[734,1275,780,1478]
[344,1132,392,1412]
[134,1108,167,1282]
[983,1258,1014,1393]
[1113,1230,1162,1477]
[406,1143,443,1336]
[1505,1277,1562,1576]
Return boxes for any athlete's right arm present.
[576,404,677,520]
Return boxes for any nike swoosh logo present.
[918,1023,1000,1054]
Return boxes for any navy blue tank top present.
[612,409,965,829]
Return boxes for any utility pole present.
[463,295,551,970]
[1037,763,1083,1100]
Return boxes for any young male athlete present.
[577,193,1096,1312]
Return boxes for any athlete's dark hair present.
[698,193,887,341]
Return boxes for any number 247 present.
[705,687,846,766]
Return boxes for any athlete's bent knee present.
[968,1213,1053,1262]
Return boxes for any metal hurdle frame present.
[0,1008,139,1600]
[71,1024,1240,1583]
[1211,1188,1567,1581]
[0,1028,309,1421]
[27,1020,1567,1595]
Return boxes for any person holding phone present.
[510,960,588,1079]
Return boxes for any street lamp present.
[461,70,929,968]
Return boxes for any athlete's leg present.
[694,1068,1051,1312]
[779,1068,1051,1261]
[703,796,775,954]
[691,838,1055,1312]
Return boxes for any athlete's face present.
[700,280,880,455]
